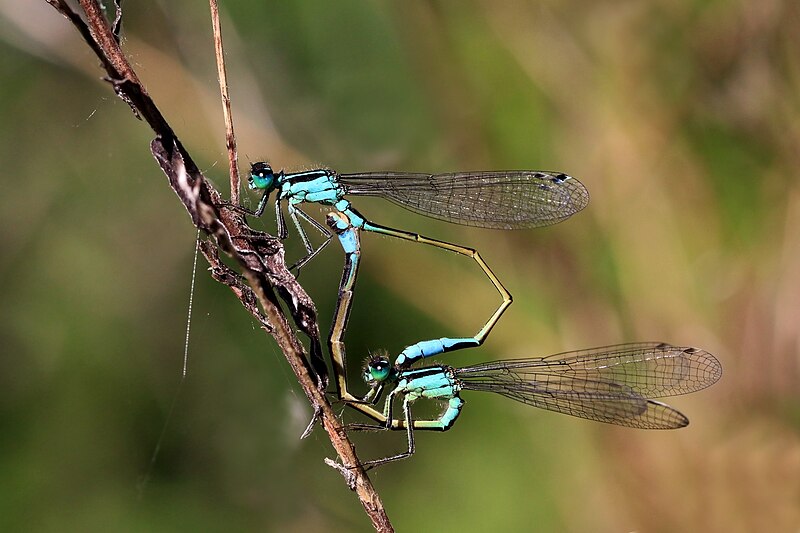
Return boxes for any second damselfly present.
[325,211,721,468]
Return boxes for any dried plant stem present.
[208,0,241,205]
[45,0,392,530]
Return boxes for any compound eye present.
[249,162,275,190]
[368,357,392,382]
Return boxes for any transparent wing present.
[337,170,589,229]
[454,343,721,429]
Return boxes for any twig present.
[198,241,271,331]
[208,0,241,205]
[45,1,393,531]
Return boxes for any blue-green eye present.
[366,358,391,383]
[249,162,275,190]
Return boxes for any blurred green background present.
[2,1,798,531]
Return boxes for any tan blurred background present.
[1,1,798,531]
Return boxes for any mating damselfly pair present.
[233,162,721,468]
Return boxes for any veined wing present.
[454,343,721,429]
[337,170,589,229]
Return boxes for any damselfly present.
[355,342,721,468]
[325,212,721,468]
[244,163,589,367]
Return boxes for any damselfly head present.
[363,351,393,384]
[249,162,276,191]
